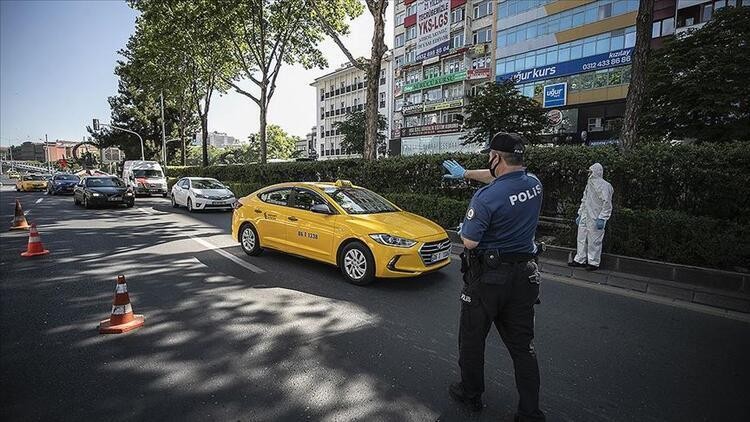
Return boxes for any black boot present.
[568,260,587,267]
[449,382,483,412]
[586,264,599,271]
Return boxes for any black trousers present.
[458,260,545,422]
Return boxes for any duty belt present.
[469,249,536,264]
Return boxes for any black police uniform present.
[455,142,545,421]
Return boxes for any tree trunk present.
[363,2,387,160]
[621,0,653,150]
[180,125,186,166]
[259,85,268,164]
[201,114,209,167]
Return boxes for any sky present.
[0,0,393,147]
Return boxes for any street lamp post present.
[160,92,166,165]
[92,119,144,160]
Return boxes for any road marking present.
[188,234,265,274]
[23,210,30,216]
[35,198,43,204]
[138,207,154,215]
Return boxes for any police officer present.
[442,132,545,421]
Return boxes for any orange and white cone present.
[99,275,145,334]
[21,224,49,257]
[9,199,30,231]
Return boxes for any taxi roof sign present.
[335,179,353,188]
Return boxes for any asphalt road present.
[1,186,748,422]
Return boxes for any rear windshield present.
[322,187,398,215]
[133,169,164,178]
[192,179,225,189]
[55,174,80,181]
[23,175,46,181]
[86,178,125,188]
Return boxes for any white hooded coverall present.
[574,163,613,266]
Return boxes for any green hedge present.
[167,142,750,222]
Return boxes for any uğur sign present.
[416,0,451,62]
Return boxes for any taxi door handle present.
[254,208,263,213]
[288,216,298,221]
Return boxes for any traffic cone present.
[21,224,49,257]
[9,199,30,230]
[99,275,145,334]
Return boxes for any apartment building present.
[675,0,745,35]
[390,0,494,155]
[310,54,393,160]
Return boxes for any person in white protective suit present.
[569,163,613,271]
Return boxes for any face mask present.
[488,155,500,177]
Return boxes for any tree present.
[312,0,386,161]
[461,81,548,145]
[246,125,300,160]
[641,6,750,142]
[620,0,653,149]
[333,110,386,155]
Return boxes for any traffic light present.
[92,119,100,131]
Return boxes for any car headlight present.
[91,192,102,197]
[125,192,134,196]
[195,193,207,199]
[369,234,417,248]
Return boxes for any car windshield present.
[133,169,163,178]
[55,174,79,181]
[23,175,46,181]
[86,178,125,188]
[192,179,225,189]
[323,187,398,215]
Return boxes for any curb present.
[446,230,750,314]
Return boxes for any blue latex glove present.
[575,215,581,226]
[442,159,466,179]
[457,222,463,236]
[596,218,606,230]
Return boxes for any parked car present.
[7,170,20,179]
[73,176,135,208]
[122,161,168,197]
[231,180,451,285]
[47,173,80,195]
[171,177,236,212]
[15,174,48,192]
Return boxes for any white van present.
[122,161,168,197]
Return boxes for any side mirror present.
[311,203,332,214]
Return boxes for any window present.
[442,112,463,123]
[292,189,328,211]
[473,1,492,18]
[405,115,421,127]
[396,12,405,26]
[445,58,463,73]
[701,3,713,22]
[406,3,417,15]
[395,98,403,111]
[652,21,661,38]
[451,7,464,23]
[472,56,490,69]
[424,65,440,79]
[598,3,612,19]
[395,55,404,68]
[395,33,405,48]
[405,49,416,63]
[405,92,422,104]
[653,18,675,38]
[259,188,291,206]
[473,26,492,44]
[443,83,462,99]
[406,25,417,41]
[451,31,465,49]
[588,117,604,132]
[426,88,442,103]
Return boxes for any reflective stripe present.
[115,284,128,294]
[111,303,133,315]
[28,236,40,243]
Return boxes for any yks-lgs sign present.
[416,0,451,62]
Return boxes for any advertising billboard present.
[416,0,451,62]
[497,48,633,84]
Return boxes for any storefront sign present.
[391,128,402,140]
[402,103,424,114]
[401,122,461,137]
[404,70,467,93]
[546,109,563,126]
[468,44,487,56]
[467,68,491,80]
[423,98,464,112]
[497,48,633,84]
[416,0,451,61]
[543,83,567,108]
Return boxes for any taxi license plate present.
[431,250,450,262]
[108,196,122,202]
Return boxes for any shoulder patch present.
[466,208,475,220]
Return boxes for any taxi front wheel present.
[339,242,375,286]
[239,223,263,256]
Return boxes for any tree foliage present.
[333,110,386,155]
[461,81,549,145]
[641,6,750,142]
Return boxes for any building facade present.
[675,0,745,35]
[390,0,494,155]
[193,131,241,148]
[311,54,393,160]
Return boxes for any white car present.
[171,177,236,212]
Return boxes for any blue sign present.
[543,83,567,108]
[497,48,633,84]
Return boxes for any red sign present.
[404,14,417,27]
[467,68,491,80]
[57,158,68,169]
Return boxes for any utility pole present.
[160,92,166,165]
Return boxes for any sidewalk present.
[446,230,750,315]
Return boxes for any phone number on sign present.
[581,55,632,71]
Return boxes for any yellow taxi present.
[7,170,20,179]
[231,180,452,285]
[15,174,49,192]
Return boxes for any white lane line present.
[35,198,43,204]
[23,210,30,216]
[188,234,265,274]
[138,207,154,215]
